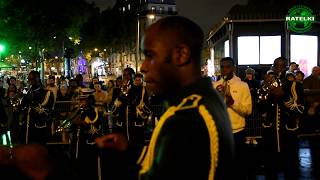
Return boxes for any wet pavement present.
[253,139,318,180]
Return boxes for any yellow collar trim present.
[139,94,219,180]
[84,107,99,124]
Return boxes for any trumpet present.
[216,76,230,97]
[257,76,282,101]
[120,80,131,97]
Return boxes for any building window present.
[260,36,281,64]
[128,4,131,10]
[122,7,126,12]
[290,35,318,77]
[224,40,229,57]
[237,35,281,65]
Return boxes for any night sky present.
[177,0,247,34]
[91,0,248,34]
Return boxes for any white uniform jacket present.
[213,75,252,133]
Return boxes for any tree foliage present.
[80,7,137,55]
[0,0,97,61]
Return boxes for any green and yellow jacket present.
[138,77,234,180]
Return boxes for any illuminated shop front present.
[91,57,107,77]
[207,3,319,80]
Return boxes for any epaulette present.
[176,94,202,111]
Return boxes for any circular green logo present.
[286,5,315,33]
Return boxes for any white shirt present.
[213,75,252,133]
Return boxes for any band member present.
[0,98,8,145]
[4,86,21,144]
[111,67,150,146]
[20,71,54,144]
[213,57,252,179]
[96,16,234,180]
[68,94,103,180]
[258,57,304,180]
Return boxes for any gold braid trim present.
[139,94,218,179]
[136,146,148,165]
[198,105,219,180]
[139,95,202,176]
[139,106,177,176]
[41,91,51,106]
[84,107,99,124]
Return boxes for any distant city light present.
[55,56,58,59]
[94,48,98,52]
[147,14,155,20]
[53,36,57,39]
[28,46,32,50]
[0,44,5,52]
[74,39,81,45]
[69,37,73,40]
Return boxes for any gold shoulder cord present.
[139,94,219,180]
[84,107,99,124]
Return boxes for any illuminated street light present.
[69,37,73,40]
[0,43,5,62]
[53,36,57,39]
[94,48,98,52]
[0,44,5,52]
[55,56,58,59]
[136,13,156,72]
[147,14,155,20]
[104,49,107,52]
[29,46,32,50]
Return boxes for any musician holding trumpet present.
[257,57,304,180]
[213,57,252,180]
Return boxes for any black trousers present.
[232,130,247,180]
[263,130,299,180]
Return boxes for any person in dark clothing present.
[96,16,234,180]
[0,77,6,98]
[0,98,8,142]
[257,57,304,180]
[111,67,150,147]
[20,71,55,144]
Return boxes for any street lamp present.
[0,44,5,62]
[136,13,156,72]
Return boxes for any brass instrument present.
[120,80,131,97]
[257,75,282,102]
[8,96,21,112]
[216,76,230,99]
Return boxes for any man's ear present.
[172,44,191,66]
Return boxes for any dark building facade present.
[207,0,320,80]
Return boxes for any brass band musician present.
[257,57,304,180]
[111,68,151,146]
[20,71,54,144]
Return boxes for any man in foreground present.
[96,16,234,179]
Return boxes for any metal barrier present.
[53,101,75,113]
[245,95,263,145]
